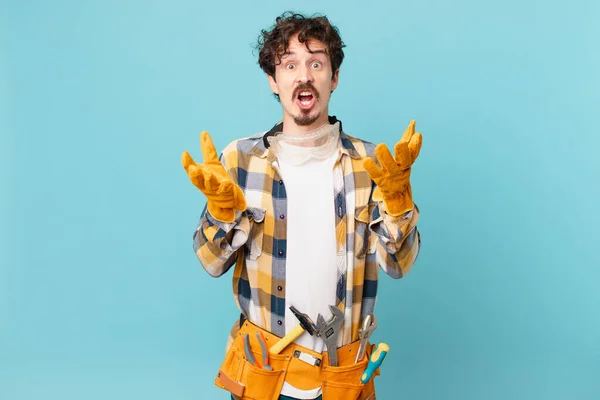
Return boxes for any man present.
[182,11,422,400]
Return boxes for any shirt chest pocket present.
[354,205,371,259]
[245,207,266,261]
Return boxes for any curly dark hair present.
[256,11,346,81]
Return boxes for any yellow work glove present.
[181,131,246,223]
[363,120,422,216]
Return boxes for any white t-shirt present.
[276,146,339,399]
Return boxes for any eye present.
[311,61,322,69]
[286,63,296,70]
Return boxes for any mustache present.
[292,83,320,101]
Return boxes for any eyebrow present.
[282,49,328,58]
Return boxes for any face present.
[268,34,339,132]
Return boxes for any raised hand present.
[363,120,422,216]
[182,131,246,223]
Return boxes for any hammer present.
[269,306,318,355]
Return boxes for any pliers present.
[355,313,377,363]
[243,332,273,370]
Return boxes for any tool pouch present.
[215,320,378,400]
[320,342,379,400]
[215,323,291,400]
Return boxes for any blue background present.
[1,0,599,399]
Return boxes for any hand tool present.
[255,331,273,370]
[360,342,389,384]
[355,313,378,363]
[270,305,318,355]
[315,305,345,366]
[243,334,260,368]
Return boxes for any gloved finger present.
[188,164,206,191]
[371,186,384,202]
[375,143,402,174]
[200,131,221,165]
[400,120,416,144]
[394,121,415,167]
[408,132,422,163]
[394,140,411,169]
[202,168,220,193]
[363,157,384,179]
[181,151,197,172]
[218,180,234,196]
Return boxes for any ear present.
[267,74,279,96]
[331,69,340,92]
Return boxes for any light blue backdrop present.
[1,0,599,399]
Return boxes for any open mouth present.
[296,90,315,110]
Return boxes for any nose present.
[296,64,314,84]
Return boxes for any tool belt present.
[215,319,379,400]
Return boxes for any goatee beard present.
[294,110,321,126]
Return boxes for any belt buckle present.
[293,350,322,367]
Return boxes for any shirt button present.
[278,250,284,256]
[277,320,282,325]
[277,285,282,291]
[279,214,285,219]
[279,180,283,185]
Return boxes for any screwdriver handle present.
[360,343,389,384]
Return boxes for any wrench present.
[315,305,344,366]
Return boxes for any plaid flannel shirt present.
[192,119,421,350]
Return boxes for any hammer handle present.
[269,324,304,354]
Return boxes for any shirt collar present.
[249,116,361,159]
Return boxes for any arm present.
[363,120,423,278]
[182,132,249,277]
